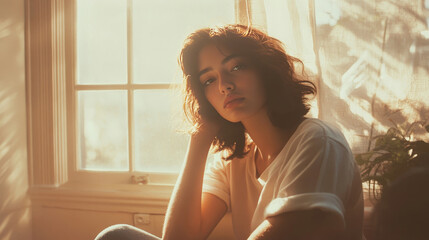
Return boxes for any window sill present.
[29,183,174,214]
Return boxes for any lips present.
[224,95,245,108]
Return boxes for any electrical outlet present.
[134,213,151,225]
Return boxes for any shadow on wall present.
[315,0,429,153]
[0,0,32,239]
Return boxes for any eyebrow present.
[197,54,242,79]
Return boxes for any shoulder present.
[210,143,255,170]
[292,118,351,151]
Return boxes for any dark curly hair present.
[180,24,316,160]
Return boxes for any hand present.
[191,116,222,144]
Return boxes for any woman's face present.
[197,44,267,123]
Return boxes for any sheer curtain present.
[242,0,429,153]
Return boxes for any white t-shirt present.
[202,118,363,240]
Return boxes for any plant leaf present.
[355,152,374,166]
[407,140,429,155]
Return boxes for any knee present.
[94,224,136,240]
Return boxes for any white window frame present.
[26,0,253,209]
[69,0,184,188]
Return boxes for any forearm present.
[162,135,212,240]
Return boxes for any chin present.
[225,118,241,123]
[220,112,249,123]
[218,105,264,123]
[218,114,239,123]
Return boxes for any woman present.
[96,24,364,240]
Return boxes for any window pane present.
[134,89,189,173]
[78,91,129,171]
[77,0,127,84]
[132,0,235,84]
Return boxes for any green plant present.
[356,121,429,200]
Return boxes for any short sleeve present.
[202,155,231,210]
[264,135,356,227]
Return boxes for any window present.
[67,0,236,186]
[26,0,316,193]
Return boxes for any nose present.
[218,71,235,94]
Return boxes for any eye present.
[231,63,247,72]
[203,77,216,86]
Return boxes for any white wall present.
[0,0,32,239]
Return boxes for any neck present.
[242,110,296,164]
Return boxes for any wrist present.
[191,130,216,144]
[190,133,214,148]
